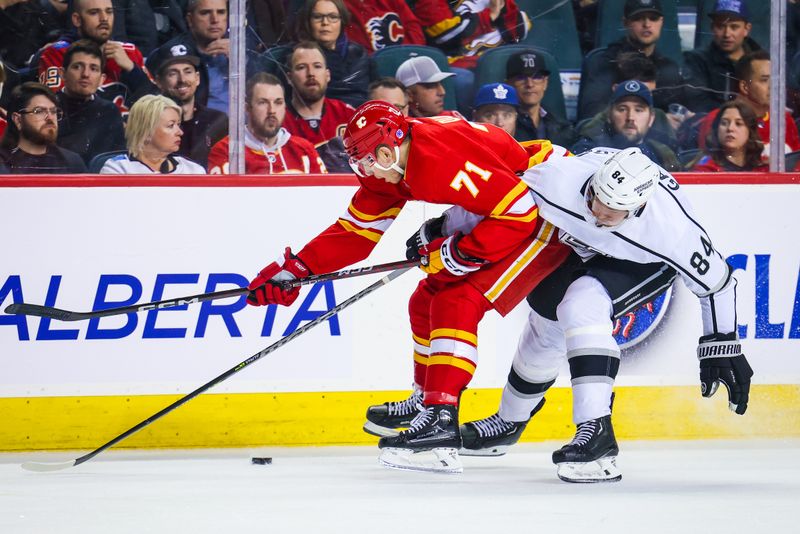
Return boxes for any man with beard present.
[282,41,355,146]
[36,0,157,114]
[571,80,679,171]
[156,46,227,170]
[395,56,462,119]
[148,0,267,114]
[577,0,681,121]
[55,40,126,166]
[207,73,327,174]
[0,82,87,174]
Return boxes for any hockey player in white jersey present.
[456,147,753,482]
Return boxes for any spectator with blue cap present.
[572,79,680,171]
[681,0,763,113]
[472,83,519,136]
[504,49,576,146]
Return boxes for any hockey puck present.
[251,457,272,465]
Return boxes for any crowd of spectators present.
[0,0,797,175]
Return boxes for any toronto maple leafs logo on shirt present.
[366,13,405,51]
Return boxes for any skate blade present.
[378,447,463,474]
[458,444,509,457]
[363,421,402,438]
[556,456,622,483]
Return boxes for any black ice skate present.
[552,415,621,483]
[459,399,546,457]
[377,404,462,473]
[363,389,424,437]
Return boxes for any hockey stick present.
[4,259,418,322]
[21,265,414,472]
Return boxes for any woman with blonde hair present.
[101,95,205,174]
[691,100,767,172]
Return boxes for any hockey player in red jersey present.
[36,0,156,114]
[208,73,327,174]
[245,101,570,473]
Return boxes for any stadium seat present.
[474,45,568,121]
[261,44,292,80]
[694,0,770,52]
[595,0,683,65]
[370,45,458,111]
[88,150,127,173]
[786,150,800,171]
[515,0,583,71]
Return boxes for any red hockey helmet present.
[342,100,409,174]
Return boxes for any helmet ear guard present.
[590,147,660,212]
[342,101,410,171]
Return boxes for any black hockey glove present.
[697,332,753,415]
[405,215,447,261]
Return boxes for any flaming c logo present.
[366,13,405,50]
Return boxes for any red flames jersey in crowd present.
[344,0,425,52]
[207,129,327,174]
[37,39,150,113]
[0,117,6,139]
[282,98,355,146]
[295,118,568,315]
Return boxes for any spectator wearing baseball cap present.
[681,0,762,113]
[155,46,227,170]
[504,49,576,147]
[472,83,519,136]
[395,56,461,118]
[577,0,681,122]
[572,80,680,171]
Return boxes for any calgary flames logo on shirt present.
[366,12,405,50]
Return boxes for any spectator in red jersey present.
[368,77,409,116]
[100,94,206,174]
[0,82,87,174]
[55,40,126,166]
[395,56,461,118]
[691,100,766,172]
[294,0,370,108]
[342,0,425,53]
[155,45,228,170]
[208,73,327,174]
[35,0,158,114]
[692,51,800,157]
[282,41,356,145]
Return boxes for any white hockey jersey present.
[520,147,737,336]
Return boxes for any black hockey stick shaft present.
[4,259,418,321]
[26,266,412,471]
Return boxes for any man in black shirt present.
[0,82,86,174]
[577,0,681,121]
[155,46,227,169]
[56,40,126,166]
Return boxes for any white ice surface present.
[2,440,798,534]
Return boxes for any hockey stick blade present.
[19,266,413,471]
[21,459,77,472]
[5,303,76,321]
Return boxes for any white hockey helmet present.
[590,147,660,212]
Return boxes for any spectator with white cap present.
[471,83,518,137]
[395,56,462,118]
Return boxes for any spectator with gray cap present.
[577,0,681,121]
[395,56,462,118]
[505,49,576,147]
[681,0,763,113]
[155,45,227,170]
[572,80,679,171]
[472,83,519,136]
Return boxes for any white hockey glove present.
[697,332,753,415]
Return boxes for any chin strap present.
[374,145,406,176]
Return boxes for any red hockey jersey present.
[207,129,327,174]
[344,0,426,52]
[37,38,152,114]
[282,98,355,146]
[297,116,549,272]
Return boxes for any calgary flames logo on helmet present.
[366,13,405,51]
